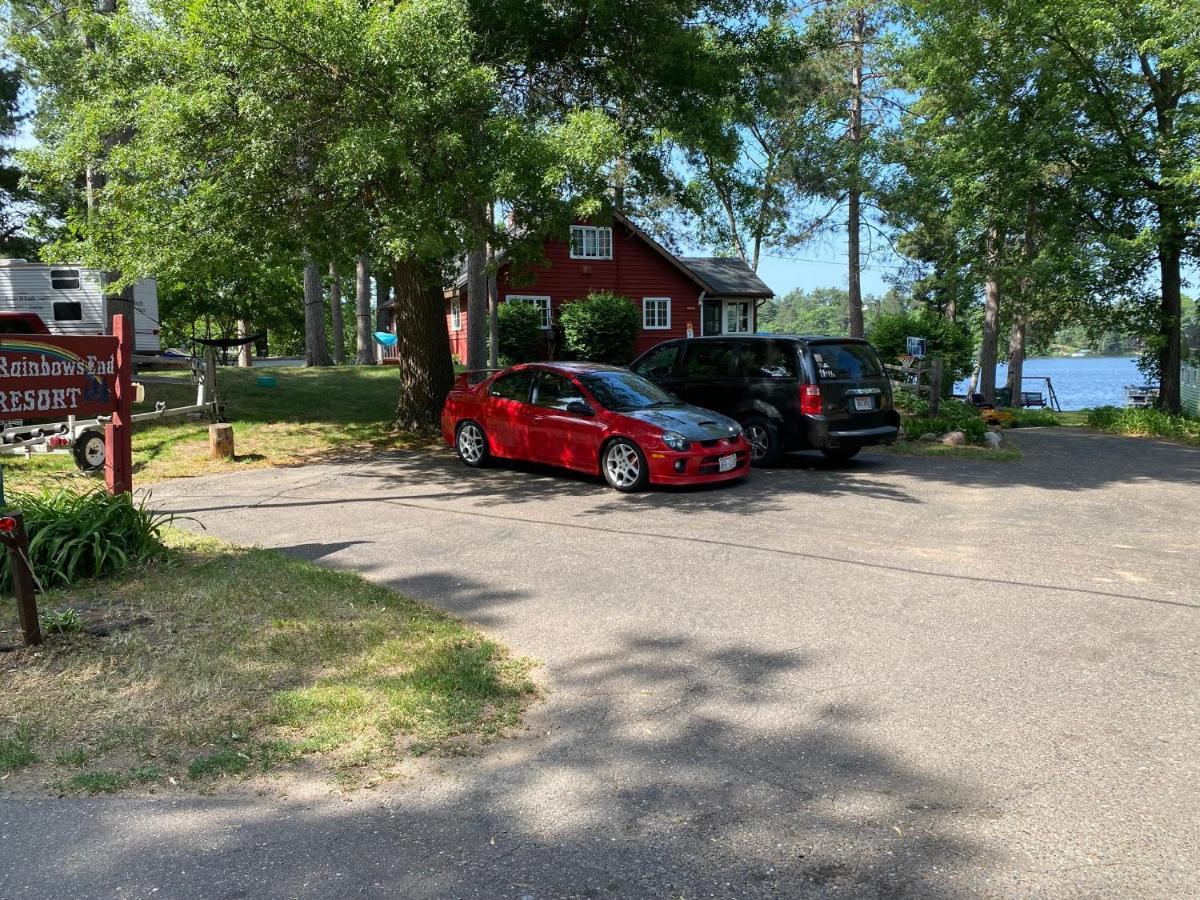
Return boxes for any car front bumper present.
[645,441,751,485]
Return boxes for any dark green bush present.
[867,310,974,397]
[1,489,170,592]
[558,291,640,365]
[497,301,546,365]
[903,399,987,443]
[1087,406,1200,445]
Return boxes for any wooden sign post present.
[105,314,134,495]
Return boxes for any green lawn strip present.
[0,529,537,792]
[872,441,1021,462]
[1086,406,1200,446]
[3,365,426,494]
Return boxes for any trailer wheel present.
[73,429,106,474]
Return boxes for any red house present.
[440,212,773,363]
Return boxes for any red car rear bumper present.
[644,443,751,485]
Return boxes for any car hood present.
[620,405,741,441]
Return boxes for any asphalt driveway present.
[2,428,1197,898]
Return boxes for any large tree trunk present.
[236,319,253,367]
[846,6,866,339]
[979,227,1003,403]
[328,260,345,365]
[1156,206,1183,414]
[466,205,489,370]
[1006,316,1025,407]
[487,201,499,368]
[303,256,332,367]
[355,255,375,365]
[391,258,455,431]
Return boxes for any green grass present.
[1086,406,1200,445]
[874,441,1021,462]
[3,365,423,494]
[0,530,537,792]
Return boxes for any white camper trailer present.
[0,260,161,352]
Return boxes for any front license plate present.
[854,396,874,411]
[718,453,737,473]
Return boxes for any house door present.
[702,300,722,336]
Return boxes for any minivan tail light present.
[800,384,823,415]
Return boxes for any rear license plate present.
[854,396,874,411]
[718,453,737,473]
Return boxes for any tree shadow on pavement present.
[9,631,993,899]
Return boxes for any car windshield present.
[810,342,884,380]
[578,370,678,412]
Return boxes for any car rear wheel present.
[820,446,861,463]
[743,416,781,467]
[455,421,491,468]
[602,439,649,492]
[73,429,106,474]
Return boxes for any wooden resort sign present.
[0,335,119,419]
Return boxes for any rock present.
[919,432,940,442]
[983,431,1003,448]
[941,431,967,446]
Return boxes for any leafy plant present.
[1009,408,1061,428]
[558,291,640,365]
[904,399,988,442]
[40,607,83,635]
[1087,406,1200,446]
[1,489,170,592]
[497,301,546,365]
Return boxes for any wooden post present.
[928,358,943,417]
[209,423,234,460]
[1,513,41,647]
[105,314,134,496]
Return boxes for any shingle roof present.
[678,257,774,298]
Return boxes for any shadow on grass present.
[2,628,991,898]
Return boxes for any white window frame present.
[723,300,752,335]
[569,225,613,260]
[450,297,462,331]
[506,295,553,330]
[642,297,671,330]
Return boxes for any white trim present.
[569,225,613,260]
[450,296,462,331]
[642,297,671,330]
[506,294,553,330]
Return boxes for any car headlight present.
[729,422,744,438]
[661,431,691,451]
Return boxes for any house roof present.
[442,211,774,299]
[677,257,773,298]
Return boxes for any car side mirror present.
[566,400,594,416]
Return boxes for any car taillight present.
[800,384,823,415]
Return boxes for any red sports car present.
[441,362,750,491]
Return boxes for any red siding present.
[442,219,759,364]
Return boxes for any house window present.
[724,301,751,334]
[450,297,462,331]
[642,297,671,330]
[50,268,80,290]
[506,295,552,330]
[569,226,613,260]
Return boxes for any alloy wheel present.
[604,442,641,488]
[746,424,769,461]
[457,423,485,464]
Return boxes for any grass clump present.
[903,399,988,443]
[0,531,537,792]
[1,489,169,593]
[0,728,38,773]
[1087,406,1200,446]
[1007,408,1061,427]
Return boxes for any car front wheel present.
[602,439,649,492]
[743,416,782,467]
[455,421,491,468]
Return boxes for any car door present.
[675,340,740,413]
[630,342,684,395]
[528,370,605,471]
[483,370,538,458]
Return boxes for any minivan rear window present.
[810,343,883,380]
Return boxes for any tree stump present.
[209,423,235,460]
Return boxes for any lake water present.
[953,356,1145,410]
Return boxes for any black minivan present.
[630,335,899,466]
